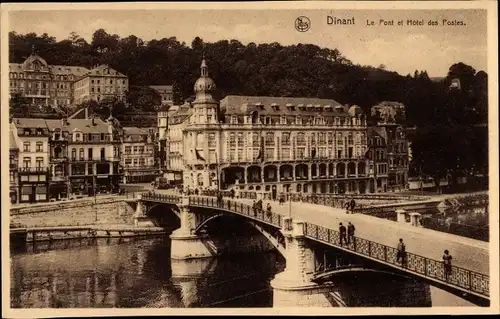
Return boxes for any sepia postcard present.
[1,1,498,317]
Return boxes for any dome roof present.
[348,105,364,117]
[194,76,216,93]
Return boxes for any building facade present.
[73,65,128,104]
[367,127,389,193]
[10,119,51,203]
[9,51,128,107]
[150,85,173,105]
[121,127,158,183]
[10,117,122,203]
[9,131,19,204]
[163,59,375,195]
[65,117,122,196]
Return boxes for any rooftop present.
[12,118,112,134]
[123,126,150,136]
[220,95,349,116]
[9,130,18,150]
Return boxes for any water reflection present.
[11,237,285,308]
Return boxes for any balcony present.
[18,167,49,173]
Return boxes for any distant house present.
[150,85,173,105]
[449,78,461,90]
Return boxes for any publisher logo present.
[295,16,311,32]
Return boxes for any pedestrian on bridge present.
[350,199,356,213]
[397,238,406,266]
[339,223,347,247]
[443,250,453,281]
[347,222,356,247]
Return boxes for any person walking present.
[397,238,406,266]
[443,250,453,281]
[347,222,356,247]
[339,223,347,247]
[350,198,356,213]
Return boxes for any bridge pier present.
[170,197,215,260]
[270,218,337,307]
[134,195,157,227]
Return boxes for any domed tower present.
[183,57,222,192]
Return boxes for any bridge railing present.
[303,222,489,298]
[140,192,181,204]
[188,196,283,228]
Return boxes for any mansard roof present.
[9,63,90,77]
[82,65,127,78]
[220,95,352,116]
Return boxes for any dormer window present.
[231,115,237,124]
[280,115,287,125]
[265,117,271,125]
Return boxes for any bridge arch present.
[192,210,286,257]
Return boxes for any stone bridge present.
[132,193,490,307]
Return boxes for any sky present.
[7,7,488,77]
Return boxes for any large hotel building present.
[8,50,128,107]
[159,59,409,195]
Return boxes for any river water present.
[10,237,285,308]
[10,234,477,308]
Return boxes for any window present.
[36,142,43,152]
[252,133,260,147]
[36,157,43,168]
[208,133,216,147]
[100,148,105,160]
[125,158,132,166]
[348,133,354,145]
[138,146,144,154]
[282,132,291,146]
[23,142,31,152]
[88,148,93,160]
[319,133,326,145]
[265,132,275,146]
[71,148,76,160]
[125,146,131,155]
[229,133,236,148]
[237,133,243,147]
[133,146,138,153]
[297,133,306,146]
[133,158,138,165]
[23,157,31,168]
[139,158,145,166]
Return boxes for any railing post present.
[384,245,387,261]
[424,258,428,276]
[368,241,371,256]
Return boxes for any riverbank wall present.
[10,196,136,228]
[10,225,167,244]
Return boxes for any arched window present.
[197,173,204,187]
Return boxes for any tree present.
[126,86,162,111]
